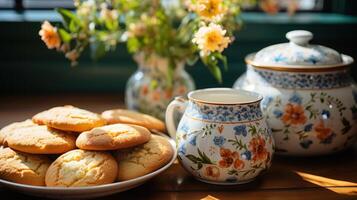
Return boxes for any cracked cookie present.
[101,109,166,132]
[0,147,51,186]
[45,149,118,187]
[6,124,76,154]
[76,124,151,151]
[33,105,106,132]
[116,135,173,181]
[0,120,35,146]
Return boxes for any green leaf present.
[69,20,79,32]
[197,149,212,164]
[214,53,228,71]
[56,8,81,30]
[150,80,158,90]
[58,28,71,43]
[186,55,199,66]
[185,154,200,164]
[341,117,351,135]
[127,37,140,53]
[166,60,175,89]
[197,162,203,170]
[207,64,222,83]
[197,148,204,160]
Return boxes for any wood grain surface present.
[0,94,356,200]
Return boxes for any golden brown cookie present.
[45,149,118,187]
[6,124,76,154]
[101,109,166,132]
[116,135,173,181]
[0,147,51,186]
[0,120,35,147]
[33,105,106,132]
[76,124,151,151]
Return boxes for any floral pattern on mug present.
[177,119,274,184]
[249,136,269,163]
[314,120,336,144]
[264,91,354,152]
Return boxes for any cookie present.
[101,109,166,132]
[116,135,173,181]
[33,105,106,132]
[45,149,118,187]
[0,120,35,146]
[6,124,76,154]
[76,124,151,151]
[0,147,51,186]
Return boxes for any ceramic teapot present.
[234,30,357,156]
[165,88,274,184]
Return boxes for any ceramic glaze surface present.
[234,66,357,156]
[166,88,274,184]
[234,30,357,156]
[252,30,343,67]
[125,54,195,120]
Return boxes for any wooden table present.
[1,94,356,200]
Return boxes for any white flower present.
[100,4,119,22]
[77,0,96,17]
[192,23,231,56]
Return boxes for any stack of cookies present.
[0,106,173,187]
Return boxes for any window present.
[0,0,325,11]
[0,0,74,10]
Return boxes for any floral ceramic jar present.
[234,30,357,156]
[166,88,274,184]
[126,53,195,120]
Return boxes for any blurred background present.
[1,0,357,94]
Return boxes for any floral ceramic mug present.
[165,88,274,185]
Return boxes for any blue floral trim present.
[251,67,351,89]
[185,101,263,123]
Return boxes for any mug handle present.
[165,96,188,139]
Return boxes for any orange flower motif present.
[217,125,224,133]
[249,136,268,162]
[165,89,173,100]
[141,85,149,96]
[39,21,61,49]
[205,166,220,178]
[314,120,332,141]
[281,103,307,125]
[218,157,233,168]
[234,158,245,170]
[152,90,161,101]
[218,148,245,169]
[219,147,232,158]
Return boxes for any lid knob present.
[286,30,313,46]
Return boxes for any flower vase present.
[125,53,195,120]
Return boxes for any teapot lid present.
[247,30,353,71]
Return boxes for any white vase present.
[125,53,195,120]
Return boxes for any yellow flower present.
[191,0,226,21]
[192,23,231,56]
[100,4,119,22]
[77,0,95,17]
[127,22,146,37]
[39,21,61,49]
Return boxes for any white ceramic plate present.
[0,134,177,199]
